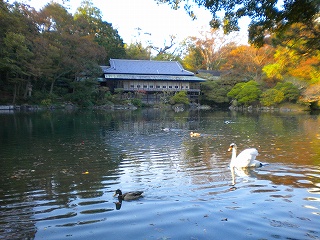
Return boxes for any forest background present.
[0,0,319,109]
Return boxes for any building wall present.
[122,80,193,92]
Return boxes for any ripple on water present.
[1,111,320,240]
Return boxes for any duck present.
[190,132,201,137]
[113,189,143,201]
[228,143,262,168]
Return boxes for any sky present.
[15,0,250,49]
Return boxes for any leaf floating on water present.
[221,218,228,221]
[82,171,89,174]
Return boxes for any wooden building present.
[100,59,205,103]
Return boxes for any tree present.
[182,43,205,71]
[274,82,300,102]
[151,35,176,56]
[260,89,284,106]
[125,42,151,60]
[169,91,190,105]
[156,0,319,51]
[153,52,182,61]
[0,2,39,103]
[182,29,232,71]
[75,0,126,60]
[227,80,261,106]
[2,32,34,103]
[273,22,320,56]
[0,1,123,106]
[263,45,320,83]
[222,44,275,82]
[200,80,232,105]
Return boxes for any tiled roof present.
[101,74,205,82]
[101,59,195,76]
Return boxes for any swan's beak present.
[228,146,233,151]
[113,192,117,197]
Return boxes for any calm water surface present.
[0,109,319,240]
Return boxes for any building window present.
[130,85,134,88]
[175,86,179,89]
[150,85,154,88]
[143,85,147,88]
[137,85,140,88]
[163,86,166,88]
[185,86,188,89]
[156,86,160,88]
[169,86,172,89]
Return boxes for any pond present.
[0,109,319,240]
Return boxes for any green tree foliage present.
[156,0,319,51]
[169,91,190,105]
[182,44,204,72]
[227,80,261,106]
[0,2,39,103]
[274,82,300,102]
[153,52,182,62]
[125,42,151,60]
[200,80,232,105]
[2,32,34,103]
[262,41,319,106]
[260,89,284,107]
[260,82,300,107]
[272,20,319,56]
[0,1,125,106]
[75,0,126,60]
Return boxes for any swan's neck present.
[231,147,237,162]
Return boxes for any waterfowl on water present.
[228,143,262,169]
[113,189,143,201]
[190,132,201,137]
[161,127,170,132]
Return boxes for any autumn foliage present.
[183,26,319,109]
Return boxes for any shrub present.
[40,98,52,107]
[260,89,284,106]
[227,80,261,106]
[274,82,300,102]
[131,98,142,107]
[169,91,190,105]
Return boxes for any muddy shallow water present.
[0,109,319,239]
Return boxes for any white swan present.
[228,143,262,168]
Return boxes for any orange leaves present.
[289,56,320,83]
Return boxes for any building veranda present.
[100,59,206,104]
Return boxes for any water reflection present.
[0,109,319,239]
[230,166,260,186]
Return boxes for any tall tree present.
[75,0,126,60]
[37,2,106,95]
[182,29,233,71]
[263,45,320,84]
[156,0,319,52]
[0,2,39,103]
[125,42,151,60]
[222,44,275,82]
